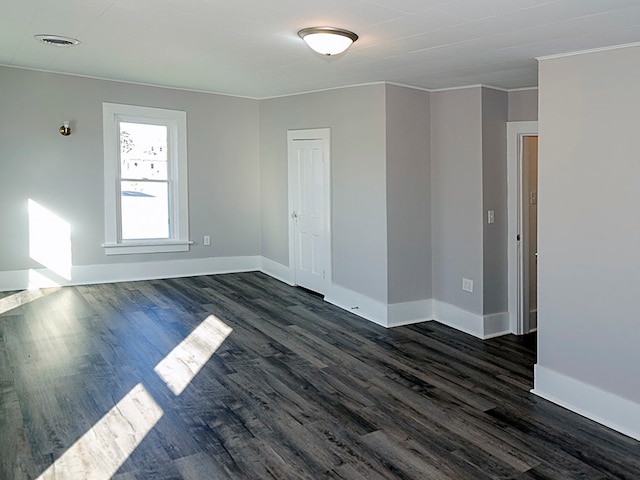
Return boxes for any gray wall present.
[430,87,483,314]
[0,67,260,273]
[508,89,538,121]
[259,85,389,303]
[481,88,508,315]
[1,66,524,325]
[537,45,640,403]
[385,85,431,304]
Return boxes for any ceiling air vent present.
[34,34,80,47]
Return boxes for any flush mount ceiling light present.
[34,34,80,47]
[298,27,358,56]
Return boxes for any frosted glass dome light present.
[298,27,358,56]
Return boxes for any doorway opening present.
[507,121,538,335]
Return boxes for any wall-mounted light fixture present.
[59,121,71,136]
[298,27,358,56]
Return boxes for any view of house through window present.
[119,122,170,240]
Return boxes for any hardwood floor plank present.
[172,451,239,480]
[361,429,469,480]
[305,420,410,480]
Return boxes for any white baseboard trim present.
[258,260,392,327]
[1,257,508,340]
[324,283,389,327]
[431,300,509,339]
[387,299,434,327]
[266,264,504,336]
[432,300,484,338]
[0,270,29,291]
[0,256,262,291]
[533,364,640,441]
[483,312,511,339]
[309,280,436,328]
[260,256,294,285]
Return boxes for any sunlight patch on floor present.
[154,314,233,395]
[35,314,232,478]
[0,289,45,315]
[37,384,163,480]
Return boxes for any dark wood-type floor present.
[1,272,639,479]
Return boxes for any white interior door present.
[288,129,331,295]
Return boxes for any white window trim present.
[102,103,191,255]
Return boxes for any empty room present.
[1,1,640,478]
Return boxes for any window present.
[102,103,190,255]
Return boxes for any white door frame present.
[287,128,332,293]
[507,121,538,334]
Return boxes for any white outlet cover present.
[462,278,473,292]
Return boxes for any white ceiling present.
[2,0,640,98]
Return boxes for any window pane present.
[120,122,168,180]
[121,181,169,240]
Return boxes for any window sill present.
[102,240,193,255]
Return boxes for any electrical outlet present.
[462,278,473,293]
[203,235,211,246]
